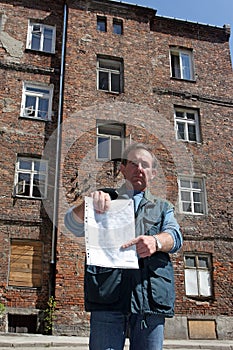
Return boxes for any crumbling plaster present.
[0,12,23,58]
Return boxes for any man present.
[65,143,183,350]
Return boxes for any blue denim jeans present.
[89,311,165,350]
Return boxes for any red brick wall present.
[54,0,233,337]
[0,0,232,338]
[0,0,63,333]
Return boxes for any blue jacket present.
[69,186,183,317]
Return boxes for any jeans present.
[89,311,165,350]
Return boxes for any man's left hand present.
[121,235,157,258]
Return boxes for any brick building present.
[0,0,232,340]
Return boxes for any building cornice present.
[153,87,233,107]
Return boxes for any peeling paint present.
[0,31,24,58]
[2,98,16,113]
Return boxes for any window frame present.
[178,176,207,215]
[97,16,107,32]
[26,21,56,54]
[20,82,53,121]
[113,18,123,35]
[174,107,201,143]
[96,122,125,161]
[97,56,123,94]
[8,239,43,289]
[14,157,48,199]
[184,253,213,299]
[170,47,194,81]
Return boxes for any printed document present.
[84,196,139,269]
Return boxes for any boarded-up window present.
[9,240,43,288]
[188,320,216,339]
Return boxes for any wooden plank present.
[11,247,42,256]
[8,279,41,287]
[11,240,42,247]
[10,256,42,264]
[9,240,43,288]
[188,320,216,339]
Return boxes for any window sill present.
[97,89,121,95]
[176,139,202,145]
[186,295,213,302]
[13,195,45,200]
[7,285,42,290]
[180,212,206,216]
[19,115,51,122]
[170,77,196,83]
[25,48,55,56]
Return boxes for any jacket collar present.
[117,184,155,202]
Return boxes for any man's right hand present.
[91,191,111,214]
[72,191,111,223]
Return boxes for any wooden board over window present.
[188,320,216,339]
[9,240,43,288]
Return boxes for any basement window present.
[184,253,213,298]
[8,314,38,333]
[8,240,43,288]
[26,22,56,54]
[188,320,216,339]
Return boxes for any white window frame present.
[184,253,212,298]
[174,107,200,142]
[170,48,194,80]
[96,122,125,161]
[26,21,56,53]
[178,177,207,215]
[97,57,123,93]
[14,157,48,199]
[20,82,53,121]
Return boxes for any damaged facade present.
[0,0,232,340]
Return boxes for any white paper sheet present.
[84,196,139,269]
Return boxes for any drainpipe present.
[50,1,68,297]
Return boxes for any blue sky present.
[116,0,233,60]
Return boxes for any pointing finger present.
[121,237,139,249]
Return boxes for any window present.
[14,157,48,199]
[26,22,56,53]
[97,56,123,93]
[178,177,206,214]
[8,240,43,288]
[170,48,194,80]
[113,18,123,35]
[97,16,107,32]
[8,314,38,333]
[97,122,125,161]
[175,107,200,142]
[21,82,53,120]
[184,253,212,298]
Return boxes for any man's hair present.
[121,143,157,169]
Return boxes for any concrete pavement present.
[0,333,233,349]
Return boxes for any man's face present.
[120,148,156,191]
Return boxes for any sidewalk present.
[0,333,233,349]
